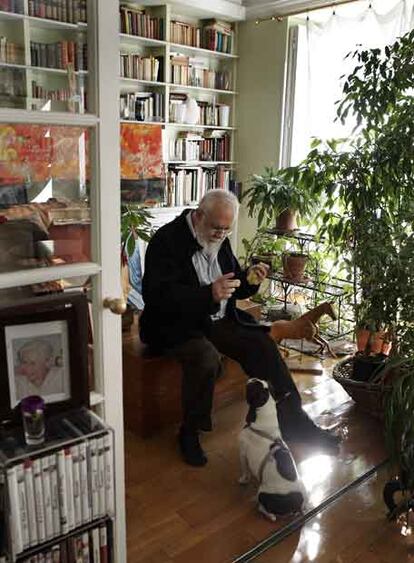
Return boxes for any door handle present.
[103,297,127,315]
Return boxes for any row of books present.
[28,0,87,23]
[31,79,74,101]
[169,132,231,162]
[0,0,23,14]
[119,91,165,122]
[4,433,114,557]
[0,36,24,65]
[170,20,200,48]
[32,83,69,100]
[119,5,163,40]
[119,53,163,82]
[30,41,87,71]
[204,28,233,55]
[170,19,234,54]
[167,167,231,206]
[170,56,231,90]
[18,521,111,563]
[0,68,25,99]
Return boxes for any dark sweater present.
[139,210,265,350]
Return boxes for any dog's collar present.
[245,424,278,443]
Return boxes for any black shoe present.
[178,427,208,467]
[282,419,341,452]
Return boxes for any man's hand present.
[246,262,269,285]
[212,272,241,303]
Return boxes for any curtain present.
[290,0,414,164]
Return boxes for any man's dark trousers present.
[166,317,304,434]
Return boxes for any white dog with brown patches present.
[238,378,306,521]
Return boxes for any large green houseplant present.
[292,29,414,366]
[289,30,414,509]
[243,166,317,231]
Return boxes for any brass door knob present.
[103,297,127,315]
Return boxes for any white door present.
[0,1,125,561]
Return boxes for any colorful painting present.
[0,124,89,186]
[120,123,164,180]
[120,123,165,204]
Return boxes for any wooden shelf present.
[169,42,238,59]
[167,160,236,165]
[169,83,237,95]
[120,119,165,126]
[119,77,167,87]
[26,15,87,30]
[119,33,167,48]
[168,122,235,130]
[0,9,24,21]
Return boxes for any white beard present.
[195,229,223,258]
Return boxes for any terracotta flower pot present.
[282,252,308,282]
[276,209,298,232]
[356,328,392,356]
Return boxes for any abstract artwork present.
[120,123,165,204]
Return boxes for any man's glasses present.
[210,226,232,235]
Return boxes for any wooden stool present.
[122,320,247,437]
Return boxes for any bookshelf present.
[0,1,89,113]
[118,2,240,209]
[0,408,115,562]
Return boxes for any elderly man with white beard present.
[140,190,340,466]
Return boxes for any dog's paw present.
[258,504,277,522]
[238,474,251,485]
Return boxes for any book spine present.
[24,460,38,547]
[16,463,29,551]
[7,467,23,554]
[82,531,90,563]
[72,444,82,527]
[97,437,106,518]
[99,524,108,563]
[33,458,46,543]
[57,449,69,535]
[65,448,75,530]
[89,439,99,520]
[91,527,100,563]
[49,454,61,537]
[79,441,91,524]
[41,456,54,540]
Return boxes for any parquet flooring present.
[125,356,390,563]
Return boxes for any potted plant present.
[120,205,154,329]
[243,166,317,232]
[292,30,414,384]
[383,363,414,519]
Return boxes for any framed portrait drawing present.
[0,293,89,423]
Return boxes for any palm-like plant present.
[243,166,317,228]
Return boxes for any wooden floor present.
[124,356,393,563]
[255,465,414,563]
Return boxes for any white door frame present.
[0,1,126,560]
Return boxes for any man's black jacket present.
[139,210,265,350]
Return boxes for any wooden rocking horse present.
[270,302,337,358]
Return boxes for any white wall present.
[236,18,289,251]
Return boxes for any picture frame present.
[0,293,90,423]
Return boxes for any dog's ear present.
[246,379,270,410]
